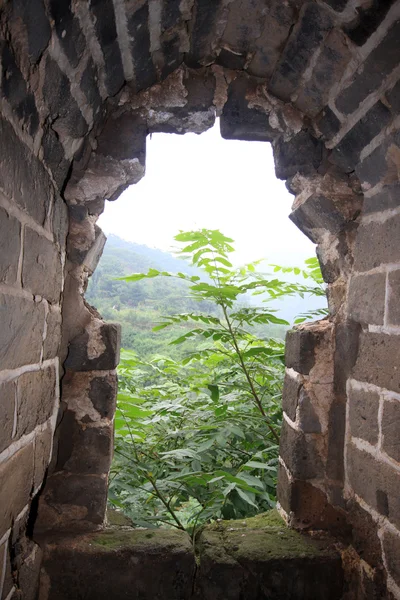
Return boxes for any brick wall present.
[0,1,399,598]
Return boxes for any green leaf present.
[208,384,219,402]
[236,487,259,508]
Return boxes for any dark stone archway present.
[0,1,400,598]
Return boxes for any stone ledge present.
[37,511,343,600]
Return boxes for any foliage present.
[108,230,327,534]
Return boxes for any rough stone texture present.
[363,183,400,214]
[382,529,400,589]
[22,228,63,304]
[0,380,16,454]
[347,443,400,529]
[353,332,400,393]
[381,400,400,463]
[0,443,34,537]
[0,206,20,284]
[354,213,400,272]
[35,472,108,533]
[38,513,343,600]
[347,272,386,326]
[0,116,52,225]
[282,373,301,421]
[388,269,400,326]
[64,322,121,371]
[348,387,380,445]
[0,294,45,370]
[16,367,57,439]
[279,420,324,480]
[285,326,326,375]
[274,131,324,180]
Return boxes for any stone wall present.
[0,1,399,598]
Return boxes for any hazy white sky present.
[98,119,315,267]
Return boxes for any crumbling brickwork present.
[0,1,399,598]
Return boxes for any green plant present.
[109,230,326,535]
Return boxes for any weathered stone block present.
[17,542,43,600]
[35,472,108,532]
[22,228,63,303]
[16,366,57,439]
[336,20,400,114]
[0,540,13,599]
[347,499,383,568]
[290,194,347,243]
[269,3,332,102]
[13,0,51,63]
[347,443,400,528]
[295,30,351,118]
[274,131,323,180]
[90,0,125,96]
[0,380,15,454]
[386,78,400,114]
[0,294,45,369]
[48,0,85,68]
[0,206,20,285]
[56,411,113,475]
[61,370,117,422]
[0,443,33,537]
[39,528,195,600]
[43,306,62,360]
[330,102,392,172]
[347,273,386,325]
[382,529,400,588]
[128,2,157,92]
[65,322,121,371]
[282,373,301,421]
[187,0,222,66]
[34,423,53,491]
[315,107,341,141]
[278,471,346,531]
[1,43,39,135]
[356,130,400,190]
[344,1,396,46]
[382,400,400,463]
[326,400,346,481]
[80,59,102,119]
[285,328,323,375]
[247,0,295,79]
[348,387,379,445]
[353,332,400,393]
[196,513,343,600]
[0,116,52,226]
[42,128,70,191]
[334,321,361,396]
[353,212,400,272]
[363,183,400,214]
[279,420,324,480]
[43,56,87,138]
[220,78,275,142]
[298,388,321,434]
[388,269,400,326]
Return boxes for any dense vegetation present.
[88,232,326,534]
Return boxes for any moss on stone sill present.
[88,510,336,565]
[90,527,192,552]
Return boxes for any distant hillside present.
[86,235,325,357]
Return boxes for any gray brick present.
[347,272,386,325]
[353,332,400,393]
[330,101,392,172]
[336,20,400,114]
[363,183,400,214]
[282,373,301,421]
[348,387,379,445]
[347,443,400,529]
[16,366,57,438]
[382,529,400,588]
[22,228,63,304]
[0,294,45,369]
[354,212,400,272]
[382,400,400,463]
[279,419,324,480]
[0,443,34,537]
[269,3,332,102]
[0,116,52,226]
[388,270,400,326]
[0,206,20,284]
[0,381,16,454]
